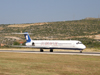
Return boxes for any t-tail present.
[12,32,32,46]
[24,32,31,43]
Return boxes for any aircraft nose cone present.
[83,45,86,49]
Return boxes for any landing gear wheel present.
[40,49,43,52]
[50,49,53,52]
[80,50,82,53]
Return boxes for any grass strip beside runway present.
[0,52,100,75]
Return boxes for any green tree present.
[13,42,20,45]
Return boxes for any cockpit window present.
[76,42,82,44]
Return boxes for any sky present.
[0,0,100,24]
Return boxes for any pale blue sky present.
[0,0,100,24]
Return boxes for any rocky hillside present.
[0,18,100,48]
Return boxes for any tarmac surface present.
[0,50,100,56]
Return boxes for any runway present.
[0,50,100,56]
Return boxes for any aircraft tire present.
[50,49,53,52]
[40,49,43,52]
[80,50,82,53]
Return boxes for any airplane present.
[13,32,86,53]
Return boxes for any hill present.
[0,18,100,48]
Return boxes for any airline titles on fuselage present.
[41,42,58,46]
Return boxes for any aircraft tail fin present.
[12,32,31,43]
[24,32,31,42]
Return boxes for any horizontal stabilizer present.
[12,32,32,42]
[12,32,32,34]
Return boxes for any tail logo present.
[26,35,28,40]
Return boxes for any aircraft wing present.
[12,45,51,49]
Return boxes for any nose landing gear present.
[80,50,83,53]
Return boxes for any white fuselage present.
[25,40,86,50]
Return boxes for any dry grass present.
[8,22,48,28]
[0,27,3,30]
[84,48,100,52]
[0,52,100,75]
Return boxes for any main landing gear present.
[40,49,53,52]
[40,49,43,52]
[80,50,83,53]
[50,49,53,52]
